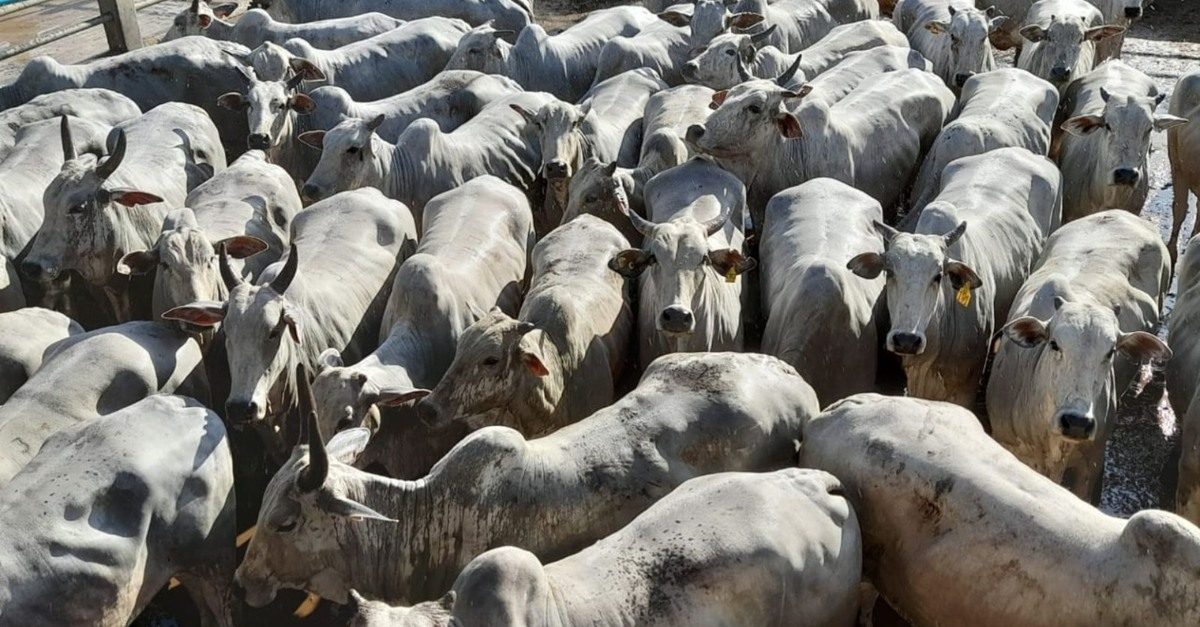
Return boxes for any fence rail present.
[0,0,164,63]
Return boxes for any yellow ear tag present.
[725,267,737,283]
[956,284,972,308]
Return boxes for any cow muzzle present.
[300,184,323,203]
[19,259,59,282]
[1124,6,1141,18]
[1049,66,1072,83]
[681,62,700,81]
[1057,411,1096,441]
[414,398,443,426]
[1112,168,1140,186]
[226,400,261,424]
[248,133,271,150]
[887,331,925,356]
[659,305,695,335]
[544,160,569,179]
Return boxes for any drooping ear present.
[1061,115,1106,137]
[116,249,159,276]
[1116,331,1172,362]
[1154,114,1188,131]
[1019,24,1046,42]
[108,189,164,207]
[726,12,765,29]
[218,235,269,259]
[197,13,213,28]
[509,103,538,125]
[776,111,802,138]
[318,347,343,370]
[320,492,396,522]
[520,348,550,377]
[657,9,692,26]
[297,130,325,149]
[375,386,431,406]
[1085,24,1125,41]
[326,427,371,464]
[708,248,757,278]
[217,92,248,111]
[281,310,301,344]
[945,260,982,290]
[925,20,950,34]
[608,249,654,278]
[709,90,728,110]
[289,58,326,81]
[873,220,899,243]
[289,92,316,115]
[162,300,227,326]
[847,252,886,279]
[1004,316,1049,348]
[212,2,238,17]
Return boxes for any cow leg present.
[1168,131,1192,261]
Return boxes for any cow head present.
[117,207,268,319]
[1019,17,1123,87]
[1118,0,1144,19]
[218,64,321,152]
[1001,297,1169,442]
[1062,89,1186,189]
[847,219,981,357]
[658,0,764,46]
[447,547,550,627]
[445,23,514,74]
[414,309,546,426]
[24,121,164,287]
[312,349,430,435]
[564,158,643,240]
[236,366,393,607]
[300,114,387,202]
[608,186,753,338]
[686,76,809,159]
[925,5,1004,88]
[164,0,238,40]
[510,100,588,180]
[237,41,303,82]
[344,589,455,627]
[681,27,779,90]
[162,243,303,424]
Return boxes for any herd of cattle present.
[0,0,1199,624]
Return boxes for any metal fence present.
[0,0,171,63]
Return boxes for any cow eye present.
[482,356,500,366]
[276,519,297,533]
[584,194,598,204]
[724,48,736,56]
[1106,348,1116,360]
[1049,340,1061,352]
[932,272,943,284]
[747,104,763,114]
[68,202,88,214]
[347,146,360,155]
[469,48,481,54]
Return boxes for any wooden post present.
[96,0,142,53]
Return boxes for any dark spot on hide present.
[87,471,150,538]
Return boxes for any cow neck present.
[205,18,237,41]
[376,135,417,205]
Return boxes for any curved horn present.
[60,115,76,161]
[217,243,243,292]
[700,203,733,237]
[269,242,298,295]
[191,0,200,13]
[749,24,777,46]
[615,184,657,236]
[776,55,803,87]
[295,364,328,493]
[95,129,126,180]
[943,221,967,247]
[286,71,305,91]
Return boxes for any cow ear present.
[708,249,756,278]
[1004,316,1048,348]
[116,249,159,276]
[1085,24,1125,41]
[219,235,269,259]
[289,93,316,115]
[162,301,227,326]
[318,347,343,371]
[108,189,164,207]
[776,111,802,138]
[1117,331,1172,362]
[297,130,325,149]
[326,427,371,464]
[520,346,550,377]
[925,20,950,34]
[322,493,396,522]
[217,92,247,111]
[609,249,654,278]
[709,90,728,110]
[509,103,538,125]
[1019,24,1046,42]
[781,84,813,99]
[197,13,213,28]
[212,2,238,17]
[1155,114,1188,132]
[726,12,765,29]
[945,260,982,290]
[657,9,692,26]
[289,58,326,81]
[1061,115,1105,137]
[847,252,886,279]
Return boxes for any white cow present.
[0,308,81,404]
[236,352,817,605]
[445,8,658,102]
[1168,69,1200,258]
[1084,0,1143,60]
[0,88,138,157]
[0,395,236,626]
[609,157,752,366]
[991,210,1170,502]
[800,393,1200,627]
[1016,0,1122,93]
[908,68,1058,217]
[1057,60,1185,222]
[416,215,632,436]
[761,179,885,407]
[0,320,208,485]
[165,3,405,49]
[163,188,417,456]
[732,0,881,52]
[446,470,861,627]
[250,0,532,35]
[848,148,1060,406]
[1172,233,1200,525]
[893,0,1004,88]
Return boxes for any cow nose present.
[682,62,699,79]
[954,72,974,87]
[889,331,925,355]
[300,184,321,202]
[226,400,259,424]
[414,399,441,426]
[1112,168,1139,186]
[248,133,271,149]
[544,160,568,179]
[20,260,44,280]
[686,124,706,143]
[659,306,695,334]
[1049,66,1072,82]
[1058,412,1096,441]
[1124,6,1141,17]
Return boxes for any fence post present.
[96,0,142,53]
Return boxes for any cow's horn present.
[749,24,777,45]
[776,55,802,87]
[296,364,328,493]
[616,184,657,236]
[218,243,242,291]
[95,129,126,180]
[943,221,967,247]
[270,242,298,295]
[191,0,200,13]
[286,71,305,91]
[60,115,76,161]
[701,203,733,237]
